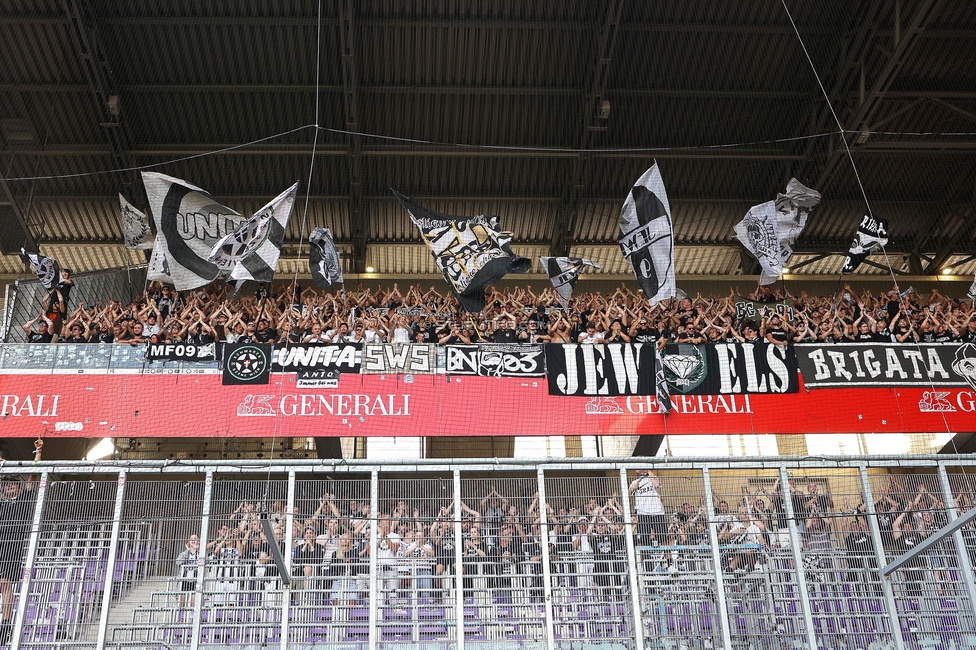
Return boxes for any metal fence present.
[2,265,147,343]
[4,456,976,650]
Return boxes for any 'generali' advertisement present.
[1,372,974,437]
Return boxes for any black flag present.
[395,190,531,312]
[842,215,889,274]
[222,343,273,385]
[20,248,61,289]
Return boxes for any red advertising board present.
[0,372,973,437]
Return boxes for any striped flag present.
[539,256,602,309]
[210,182,299,290]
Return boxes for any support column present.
[702,468,733,650]
[189,472,215,650]
[779,466,818,650]
[368,470,379,650]
[95,471,127,650]
[279,471,296,650]
[938,465,976,620]
[858,467,905,650]
[453,469,465,650]
[535,468,556,650]
[618,469,646,650]
[11,472,49,650]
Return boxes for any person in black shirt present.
[891,511,926,600]
[254,319,278,344]
[61,322,89,343]
[843,517,878,597]
[963,318,976,344]
[852,319,876,342]
[492,318,518,344]
[90,321,115,344]
[762,314,790,346]
[293,526,326,591]
[22,315,54,343]
[591,519,625,598]
[629,317,661,345]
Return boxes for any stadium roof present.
[2,0,976,281]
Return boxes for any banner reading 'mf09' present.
[546,344,657,396]
[796,342,976,389]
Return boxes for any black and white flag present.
[968,275,976,302]
[209,182,298,290]
[734,178,820,285]
[309,227,344,288]
[394,190,531,312]
[655,350,673,414]
[119,194,154,250]
[619,164,676,306]
[19,248,61,289]
[142,171,246,291]
[539,256,602,309]
[842,215,889,274]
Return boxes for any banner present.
[445,344,546,377]
[733,296,796,323]
[660,342,798,395]
[270,344,361,374]
[296,368,339,389]
[222,343,272,385]
[545,343,657,396]
[363,343,438,374]
[4,372,976,437]
[796,342,976,389]
[145,342,216,362]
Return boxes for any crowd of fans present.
[172,472,976,608]
[20,278,976,346]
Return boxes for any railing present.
[5,456,976,649]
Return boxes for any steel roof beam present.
[549,0,624,258]
[340,0,366,273]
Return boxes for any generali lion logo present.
[237,395,276,416]
[918,391,955,413]
[585,397,623,414]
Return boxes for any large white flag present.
[119,194,154,250]
[968,275,976,302]
[619,164,675,306]
[539,256,602,309]
[142,172,245,290]
[209,182,299,289]
[735,178,821,285]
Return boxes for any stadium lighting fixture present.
[365,266,375,273]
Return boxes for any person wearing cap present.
[22,314,54,343]
[0,479,32,643]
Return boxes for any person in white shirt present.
[375,513,401,604]
[577,322,605,344]
[362,317,386,343]
[390,316,413,343]
[629,470,666,546]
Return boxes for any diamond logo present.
[661,344,706,393]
